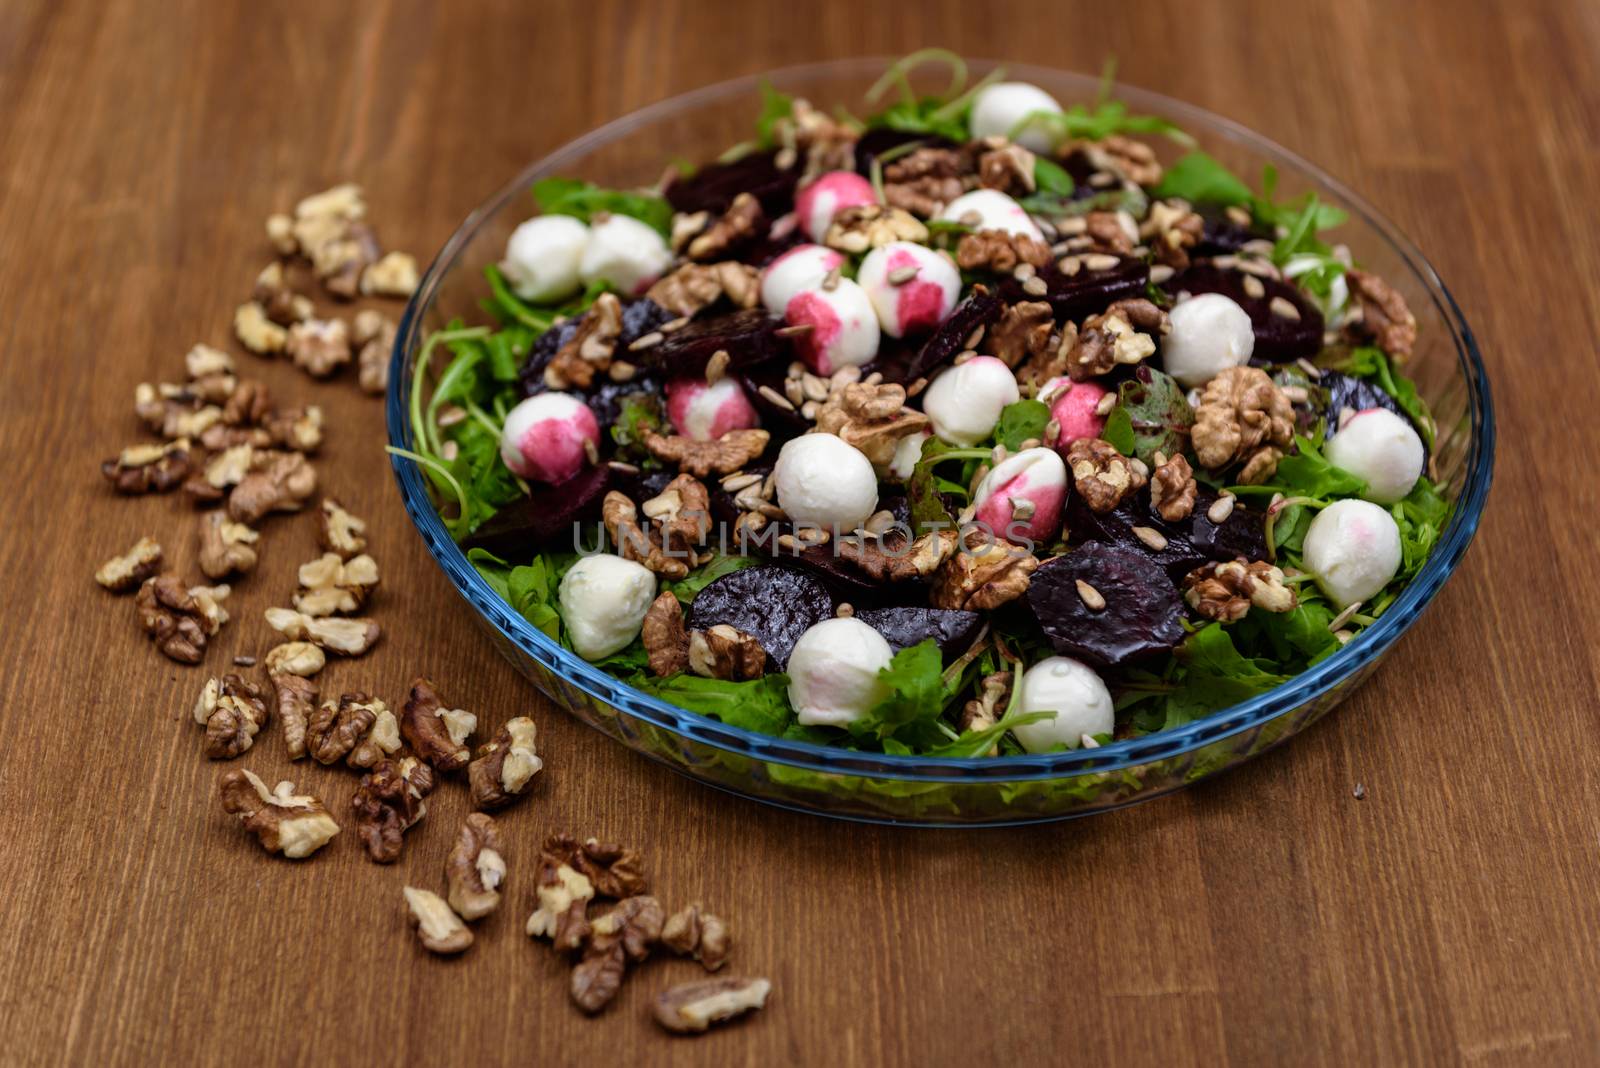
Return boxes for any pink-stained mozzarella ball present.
[1325,408,1425,505]
[1302,498,1403,608]
[921,356,1021,446]
[795,171,878,243]
[499,392,599,484]
[578,213,673,295]
[759,244,846,315]
[858,242,962,337]
[972,447,1068,546]
[664,377,760,442]
[1044,377,1111,448]
[938,189,1043,241]
[784,279,881,375]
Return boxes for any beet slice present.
[738,362,810,442]
[1000,256,1150,323]
[1172,262,1323,361]
[1028,544,1186,668]
[855,606,983,657]
[688,564,835,665]
[666,150,800,218]
[629,308,783,378]
[1193,204,1273,257]
[1066,485,1267,584]
[883,288,1003,384]
[460,463,613,558]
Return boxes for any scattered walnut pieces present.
[276,183,385,301]
[824,204,929,253]
[317,497,368,558]
[228,450,317,524]
[263,639,325,678]
[468,716,543,810]
[812,381,929,468]
[1183,559,1297,621]
[544,292,623,390]
[1140,199,1205,270]
[837,527,959,583]
[193,674,271,759]
[688,625,768,681]
[662,904,731,972]
[932,538,1038,611]
[976,140,1036,196]
[184,443,255,504]
[591,895,665,963]
[136,575,229,664]
[197,511,260,580]
[352,755,435,863]
[134,382,224,439]
[603,476,713,581]
[1082,210,1137,255]
[642,592,690,677]
[293,552,379,616]
[269,672,318,762]
[1087,134,1163,186]
[400,677,476,773]
[956,229,1051,273]
[285,318,352,379]
[640,427,769,478]
[403,887,473,955]
[526,841,596,950]
[645,261,760,317]
[305,691,381,765]
[982,300,1054,368]
[1067,437,1148,514]
[447,813,506,921]
[1066,299,1168,381]
[95,536,163,592]
[1345,268,1417,360]
[883,145,972,216]
[361,251,419,298]
[1149,453,1198,522]
[102,439,193,495]
[264,606,381,656]
[653,976,771,1035]
[352,309,397,395]
[1191,366,1295,484]
[686,192,765,261]
[234,301,288,355]
[185,343,235,379]
[217,768,340,859]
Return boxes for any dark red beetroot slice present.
[460,463,613,558]
[879,288,1003,385]
[629,308,784,379]
[855,606,983,658]
[1193,204,1273,257]
[1172,262,1323,361]
[1066,485,1267,585]
[1027,543,1186,668]
[688,564,835,666]
[854,129,958,180]
[999,256,1150,323]
[666,150,800,218]
[517,298,674,401]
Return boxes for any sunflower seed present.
[907,376,929,397]
[864,510,896,535]
[703,350,730,384]
[1012,263,1037,282]
[1269,296,1301,321]
[787,360,806,379]
[628,331,664,351]
[1056,216,1089,236]
[1058,256,1082,276]
[835,602,855,618]
[1083,254,1120,272]
[821,266,841,291]
[1011,498,1036,520]
[582,438,600,465]
[1088,171,1116,188]
[801,374,830,402]
[800,400,818,420]
[758,384,796,412]
[1022,275,1049,297]
[1282,385,1309,404]
[964,326,986,349]
[784,377,804,404]
[1207,495,1236,524]
[776,323,815,339]
[1241,275,1266,300]
[720,472,762,493]
[1328,601,1364,632]
[1131,525,1169,551]
[888,265,920,285]
[1225,205,1253,227]
[659,316,691,333]
[954,349,977,365]
[1149,264,1175,284]
[1095,393,1118,416]
[1075,580,1106,610]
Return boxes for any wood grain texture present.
[1,0,1597,1064]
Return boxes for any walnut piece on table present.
[467,716,543,811]
[217,768,339,859]
[95,536,163,592]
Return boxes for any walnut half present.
[447,813,506,921]
[403,887,473,955]
[1182,559,1297,621]
[401,677,476,773]
[652,976,772,1034]
[95,537,163,593]
[217,769,339,859]
[193,674,271,759]
[662,903,731,972]
[467,717,542,810]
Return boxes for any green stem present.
[386,446,470,539]
[864,48,969,107]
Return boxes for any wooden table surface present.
[3,0,1597,1064]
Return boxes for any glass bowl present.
[386,58,1494,825]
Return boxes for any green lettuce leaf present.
[1116,366,1193,465]
[995,399,1050,450]
[849,640,950,747]
[532,177,673,238]
[632,673,794,736]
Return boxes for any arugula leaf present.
[531,177,673,238]
[1011,100,1191,149]
[926,707,1051,758]
[1033,157,1074,197]
[754,79,794,147]
[1100,405,1137,456]
[906,437,968,533]
[1390,478,1451,581]
[1235,434,1366,500]
[447,418,525,532]
[1116,366,1193,465]
[848,640,950,747]
[609,391,665,462]
[1152,151,1253,206]
[1153,154,1348,244]
[868,97,971,142]
[1164,624,1290,727]
[995,399,1050,450]
[663,554,756,603]
[467,548,567,642]
[632,673,794,736]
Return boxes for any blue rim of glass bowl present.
[386,59,1495,786]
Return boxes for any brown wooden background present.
[3,1,1598,1064]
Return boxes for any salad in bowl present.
[390,54,1489,822]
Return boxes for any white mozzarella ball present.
[664,377,760,442]
[578,213,673,295]
[922,355,1021,446]
[888,430,930,482]
[972,447,1068,546]
[1162,293,1256,388]
[557,554,657,661]
[501,215,590,303]
[794,171,878,243]
[1302,499,1404,609]
[759,244,846,315]
[773,433,879,532]
[784,278,881,375]
[858,242,962,337]
[1325,408,1425,505]
[499,392,600,484]
[938,189,1044,241]
[970,82,1064,153]
[1012,656,1115,753]
[786,618,895,726]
